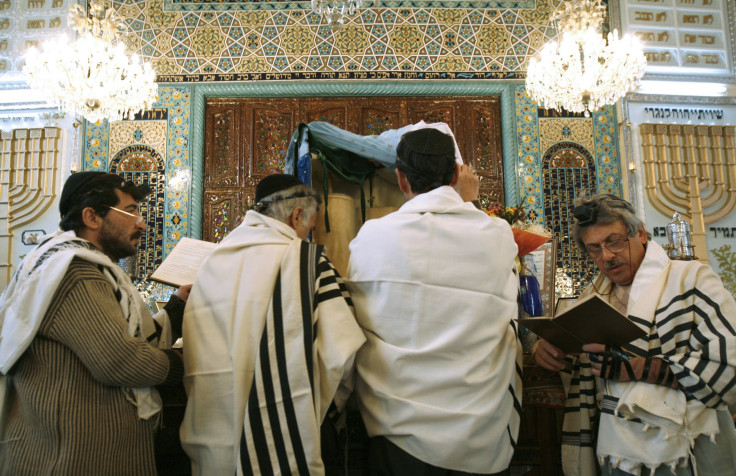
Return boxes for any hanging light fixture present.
[311,0,369,27]
[525,0,647,117]
[22,0,157,123]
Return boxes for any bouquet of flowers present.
[485,202,551,256]
[485,203,526,225]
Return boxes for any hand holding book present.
[520,294,646,355]
[532,339,568,372]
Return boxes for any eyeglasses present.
[105,206,144,225]
[585,237,629,259]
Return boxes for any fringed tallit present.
[562,241,736,475]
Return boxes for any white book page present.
[150,237,217,287]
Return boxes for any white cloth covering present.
[346,186,523,474]
[0,230,171,420]
[296,120,465,169]
[600,381,719,474]
[180,211,365,476]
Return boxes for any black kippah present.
[396,129,456,193]
[255,174,305,203]
[59,172,123,216]
[400,128,455,156]
[573,194,634,226]
[573,202,599,226]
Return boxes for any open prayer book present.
[517,294,646,353]
[150,237,217,287]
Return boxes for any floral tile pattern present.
[164,1,538,11]
[514,84,621,224]
[514,84,622,293]
[85,86,193,276]
[538,118,594,154]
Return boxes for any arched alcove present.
[180,80,519,238]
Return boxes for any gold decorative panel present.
[0,127,60,287]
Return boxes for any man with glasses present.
[181,174,365,476]
[0,171,190,475]
[533,194,736,476]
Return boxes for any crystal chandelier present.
[311,0,368,27]
[22,0,157,123]
[525,0,647,117]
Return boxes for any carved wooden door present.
[204,96,503,242]
[203,98,297,242]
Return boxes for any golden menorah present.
[0,128,60,289]
[640,124,736,264]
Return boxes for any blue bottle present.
[519,256,543,317]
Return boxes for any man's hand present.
[533,339,567,371]
[583,343,678,387]
[453,163,479,202]
[583,343,632,380]
[175,284,192,302]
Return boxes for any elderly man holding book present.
[533,194,736,476]
[181,174,365,476]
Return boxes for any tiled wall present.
[71,0,624,298]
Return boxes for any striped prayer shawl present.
[510,317,524,453]
[561,242,736,475]
[0,230,169,420]
[560,353,599,476]
[237,241,354,476]
[181,211,365,476]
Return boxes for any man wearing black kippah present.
[347,128,522,475]
[0,171,191,475]
[181,174,365,476]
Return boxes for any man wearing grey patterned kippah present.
[346,128,522,475]
[534,193,736,476]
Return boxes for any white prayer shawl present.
[346,186,523,474]
[0,230,171,420]
[181,211,365,476]
[561,241,736,476]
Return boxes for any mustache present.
[604,259,625,270]
[132,231,142,240]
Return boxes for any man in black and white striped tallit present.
[534,194,736,476]
[181,174,365,476]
